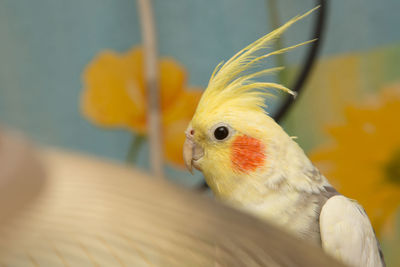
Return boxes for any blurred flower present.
[81,47,202,167]
[311,83,400,235]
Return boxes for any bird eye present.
[214,126,229,140]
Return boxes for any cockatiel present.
[183,8,385,267]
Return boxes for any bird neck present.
[264,136,330,193]
[210,136,330,205]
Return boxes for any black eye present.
[214,126,229,140]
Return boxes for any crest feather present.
[194,7,319,120]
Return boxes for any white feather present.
[320,195,384,267]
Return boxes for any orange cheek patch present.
[231,135,266,173]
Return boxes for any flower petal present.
[81,47,147,134]
[160,58,187,112]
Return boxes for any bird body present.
[183,7,386,267]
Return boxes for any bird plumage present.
[320,196,385,267]
[184,7,385,267]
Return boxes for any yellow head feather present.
[185,7,320,198]
[192,7,318,126]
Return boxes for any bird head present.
[183,8,317,198]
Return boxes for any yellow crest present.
[193,7,318,122]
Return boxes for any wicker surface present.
[0,130,344,267]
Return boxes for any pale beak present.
[183,136,204,174]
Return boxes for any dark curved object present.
[197,0,327,191]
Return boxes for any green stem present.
[266,0,288,85]
[126,135,146,164]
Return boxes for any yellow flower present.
[80,47,202,168]
[310,84,400,234]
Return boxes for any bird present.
[183,7,385,267]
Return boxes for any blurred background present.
[0,0,399,265]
